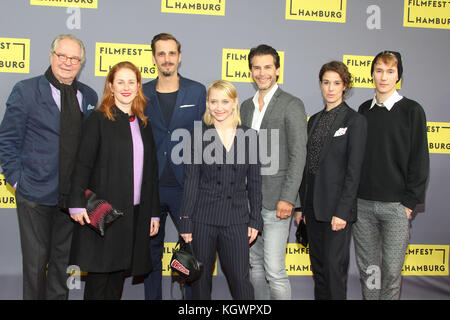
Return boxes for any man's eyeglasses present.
[52,52,82,65]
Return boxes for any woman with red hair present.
[69,61,160,300]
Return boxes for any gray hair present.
[50,34,86,63]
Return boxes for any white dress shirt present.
[251,84,278,132]
[370,90,403,111]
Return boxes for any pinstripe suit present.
[179,124,263,300]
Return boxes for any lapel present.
[241,99,254,127]
[146,80,166,126]
[260,87,282,129]
[317,103,349,166]
[38,76,62,133]
[78,84,89,116]
[38,76,60,114]
[168,75,186,130]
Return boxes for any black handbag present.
[170,238,203,284]
[84,189,124,236]
[295,219,308,247]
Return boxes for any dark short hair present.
[151,33,181,54]
[319,60,353,95]
[248,44,280,70]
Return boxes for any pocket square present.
[334,127,348,137]
[180,104,195,108]
[87,104,95,110]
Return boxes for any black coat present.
[69,107,160,276]
[299,103,367,223]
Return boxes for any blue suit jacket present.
[142,75,206,186]
[0,74,98,205]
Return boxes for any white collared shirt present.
[369,90,403,111]
[251,83,278,131]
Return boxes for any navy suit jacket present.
[0,74,98,205]
[299,103,367,222]
[142,75,206,187]
[178,125,263,234]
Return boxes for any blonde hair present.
[203,80,241,127]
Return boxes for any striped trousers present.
[191,222,254,300]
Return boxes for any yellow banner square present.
[95,42,157,78]
[403,245,449,275]
[161,0,225,16]
[285,243,312,275]
[343,54,401,89]
[0,174,16,208]
[0,38,30,74]
[403,0,450,29]
[221,48,284,84]
[286,0,346,23]
[427,122,450,154]
[30,0,97,8]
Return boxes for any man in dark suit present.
[142,33,206,300]
[0,34,98,299]
[240,44,307,300]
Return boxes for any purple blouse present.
[69,116,144,214]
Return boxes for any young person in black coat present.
[69,61,160,300]
[179,80,263,300]
[294,61,367,299]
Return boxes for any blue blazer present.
[142,75,206,187]
[0,75,98,205]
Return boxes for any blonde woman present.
[179,80,262,300]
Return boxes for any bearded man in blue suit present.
[142,33,206,300]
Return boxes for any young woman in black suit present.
[68,61,160,300]
[294,61,367,300]
[179,80,262,300]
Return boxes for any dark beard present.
[161,71,174,77]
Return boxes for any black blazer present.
[299,103,367,223]
[178,125,263,234]
[68,107,160,276]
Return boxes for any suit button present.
[230,182,234,185]
[217,181,221,185]
[227,196,231,200]
[217,166,221,170]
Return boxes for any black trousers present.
[15,190,74,300]
[191,222,254,300]
[84,271,125,300]
[305,209,352,300]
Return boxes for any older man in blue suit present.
[0,34,98,300]
[142,33,206,300]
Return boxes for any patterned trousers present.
[353,198,410,300]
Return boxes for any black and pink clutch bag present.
[84,189,124,236]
